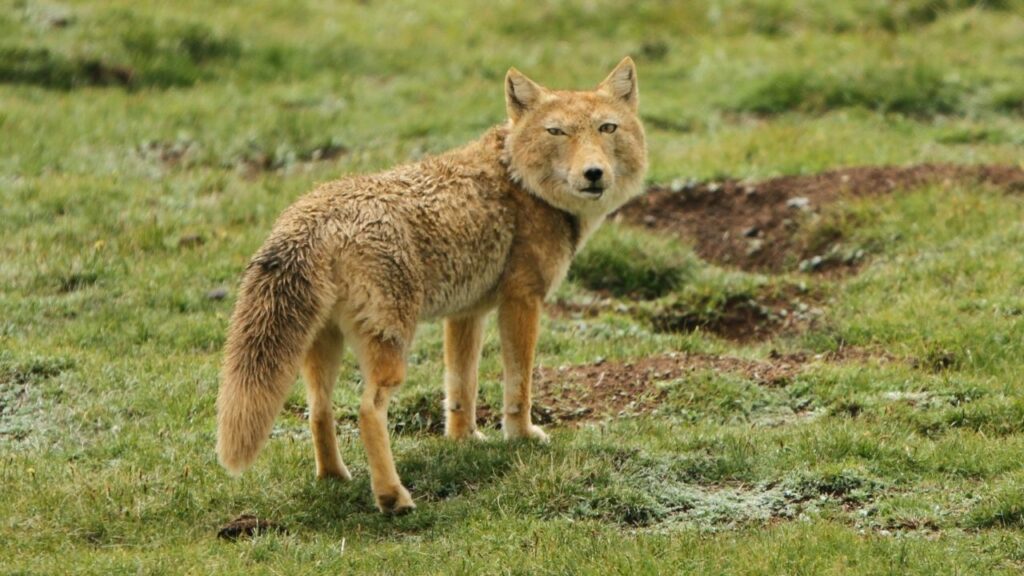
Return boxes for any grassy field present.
[3,0,1024,573]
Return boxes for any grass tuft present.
[730,64,963,117]
[967,475,1024,529]
[569,223,696,299]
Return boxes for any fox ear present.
[598,57,638,110]
[506,68,547,122]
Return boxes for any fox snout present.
[573,158,613,198]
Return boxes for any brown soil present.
[514,351,808,426]
[549,283,826,343]
[647,285,826,342]
[616,164,1024,273]
[518,347,899,426]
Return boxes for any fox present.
[216,57,647,513]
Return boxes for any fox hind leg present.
[444,314,487,440]
[357,337,415,514]
[302,322,351,481]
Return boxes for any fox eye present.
[599,123,618,134]
[546,127,566,136]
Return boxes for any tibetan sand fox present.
[216,58,647,513]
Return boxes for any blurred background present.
[3,0,1023,184]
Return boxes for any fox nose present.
[584,168,604,183]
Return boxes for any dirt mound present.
[647,287,824,342]
[525,352,806,425]
[616,164,1024,273]
[549,284,825,343]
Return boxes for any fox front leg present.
[497,297,549,442]
[443,314,488,440]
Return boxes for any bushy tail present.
[216,236,332,474]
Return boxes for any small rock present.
[746,239,765,256]
[799,256,825,272]
[569,406,593,418]
[742,226,760,238]
[786,196,811,210]
[671,178,700,193]
[845,249,866,264]
[707,182,722,193]
[206,287,229,301]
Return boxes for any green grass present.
[727,63,965,117]
[568,223,698,299]
[3,0,1024,573]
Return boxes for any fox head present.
[503,57,647,219]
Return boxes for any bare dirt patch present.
[1,356,71,440]
[524,352,806,426]
[616,164,1024,273]
[521,346,900,427]
[549,283,826,343]
[646,285,825,342]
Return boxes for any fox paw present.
[504,422,550,443]
[375,485,416,515]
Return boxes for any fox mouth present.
[578,186,605,198]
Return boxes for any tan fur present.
[216,58,647,512]
[302,322,350,480]
[443,314,486,440]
